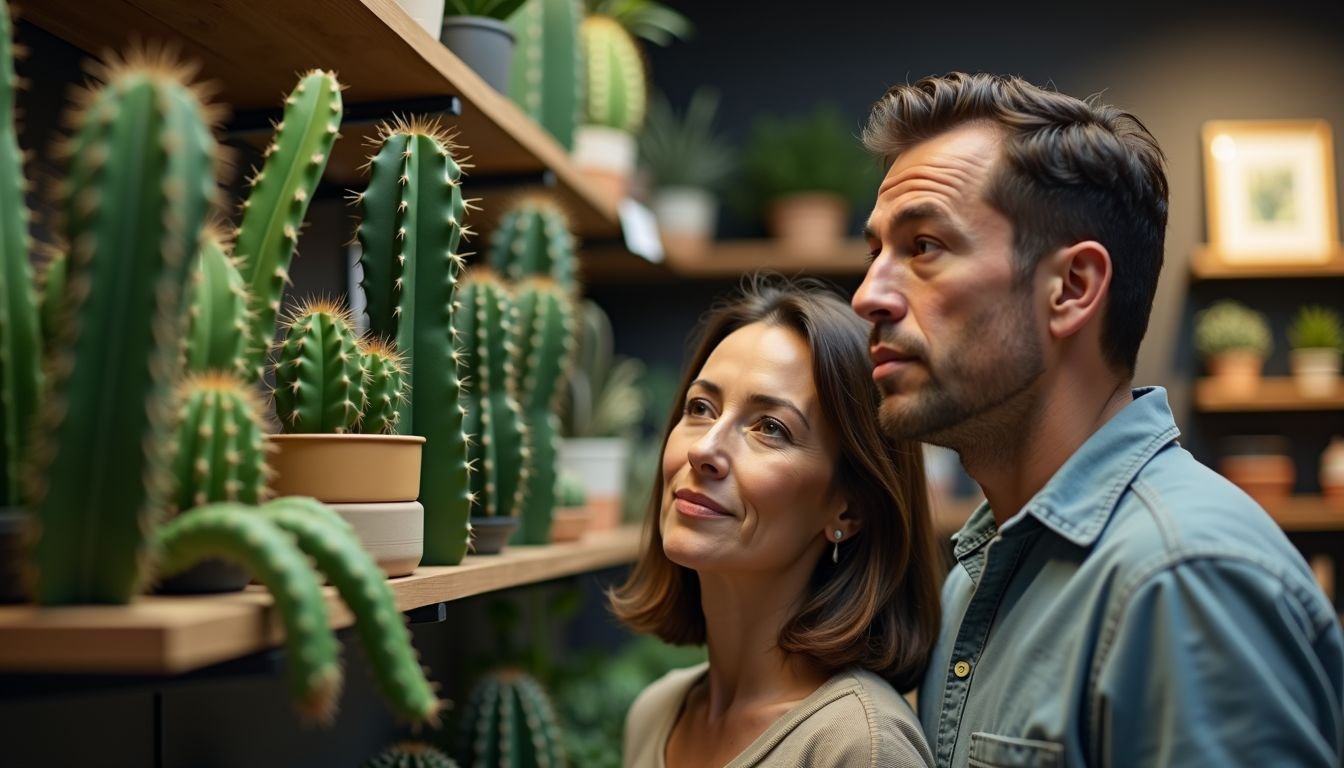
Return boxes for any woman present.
[611,278,943,767]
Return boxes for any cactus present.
[365,742,460,768]
[487,198,578,290]
[37,249,65,353]
[459,669,566,768]
[30,48,218,605]
[509,278,575,544]
[358,336,408,434]
[258,497,442,725]
[234,70,342,381]
[0,0,40,509]
[457,271,528,522]
[274,299,366,434]
[508,0,583,151]
[580,16,646,133]
[170,373,271,513]
[358,117,473,564]
[185,225,251,377]
[154,503,342,721]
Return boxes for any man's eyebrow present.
[868,204,953,240]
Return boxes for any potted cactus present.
[639,88,734,261]
[572,13,646,206]
[550,470,589,542]
[1194,300,1272,397]
[507,0,583,151]
[441,0,529,92]
[458,668,567,768]
[1287,305,1343,397]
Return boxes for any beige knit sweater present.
[622,663,933,768]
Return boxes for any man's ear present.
[1044,241,1111,340]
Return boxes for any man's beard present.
[874,295,1044,451]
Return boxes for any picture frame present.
[1201,119,1339,265]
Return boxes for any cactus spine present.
[458,271,528,523]
[580,16,646,132]
[274,299,366,434]
[154,503,342,721]
[365,742,460,768]
[487,199,577,290]
[459,669,567,768]
[509,279,575,544]
[508,0,583,151]
[259,496,441,725]
[0,0,40,508]
[30,50,218,605]
[358,336,407,434]
[185,226,251,377]
[234,70,342,380]
[358,118,472,564]
[170,373,270,513]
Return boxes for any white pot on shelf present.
[573,125,637,205]
[394,0,445,39]
[558,437,630,531]
[1290,348,1342,397]
[652,185,717,260]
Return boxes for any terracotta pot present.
[1207,351,1265,398]
[470,516,519,555]
[574,125,636,207]
[1290,348,1342,397]
[1219,453,1295,515]
[1322,437,1344,512]
[327,501,424,578]
[268,433,425,503]
[559,438,628,531]
[767,193,848,255]
[549,507,591,543]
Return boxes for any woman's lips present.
[673,490,731,518]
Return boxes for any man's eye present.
[914,238,940,255]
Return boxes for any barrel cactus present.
[273,299,367,434]
[459,669,566,768]
[358,116,473,564]
[365,742,460,768]
[487,198,578,290]
[580,16,646,133]
[170,372,271,513]
[357,336,408,435]
[508,0,583,150]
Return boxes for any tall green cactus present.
[358,117,473,564]
[487,198,578,290]
[38,249,65,354]
[273,299,366,434]
[509,278,575,544]
[508,0,583,150]
[580,16,646,132]
[457,271,528,523]
[234,70,342,381]
[170,373,270,513]
[185,226,251,377]
[0,0,40,509]
[459,669,566,768]
[358,336,408,435]
[30,50,217,605]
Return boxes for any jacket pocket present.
[967,732,1063,768]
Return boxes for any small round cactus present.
[364,742,459,768]
[358,336,408,435]
[459,669,566,768]
[273,299,367,434]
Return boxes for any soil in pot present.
[470,516,520,555]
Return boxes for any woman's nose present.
[687,426,728,479]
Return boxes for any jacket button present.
[953,660,972,678]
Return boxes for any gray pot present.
[441,16,516,93]
[470,516,519,555]
[156,558,250,595]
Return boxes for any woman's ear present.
[826,502,861,541]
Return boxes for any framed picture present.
[1202,119,1338,264]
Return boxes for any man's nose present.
[852,253,910,324]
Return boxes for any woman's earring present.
[832,529,843,563]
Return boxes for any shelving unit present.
[1194,377,1344,412]
[582,238,870,283]
[1190,245,1344,279]
[0,525,641,675]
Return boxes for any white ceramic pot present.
[1290,348,1342,397]
[652,186,717,260]
[573,125,638,175]
[1322,437,1344,511]
[558,437,629,531]
[326,500,425,578]
[395,0,445,39]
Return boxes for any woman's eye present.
[758,417,790,440]
[684,398,713,417]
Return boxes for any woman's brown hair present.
[608,275,943,691]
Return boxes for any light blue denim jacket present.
[918,387,1344,767]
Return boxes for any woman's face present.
[660,322,847,574]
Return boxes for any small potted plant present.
[639,88,735,261]
[1194,300,1272,397]
[549,470,590,542]
[741,106,875,254]
[1287,305,1343,397]
[441,0,529,92]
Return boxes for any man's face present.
[853,123,1046,448]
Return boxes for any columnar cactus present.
[234,70,342,380]
[358,336,408,435]
[0,0,40,509]
[508,0,583,150]
[170,373,271,513]
[358,117,473,564]
[509,278,575,544]
[580,16,646,133]
[185,225,251,377]
[365,743,460,768]
[459,669,567,768]
[38,249,65,353]
[457,271,528,522]
[274,299,366,434]
[487,198,578,290]
[29,49,217,605]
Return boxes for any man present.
[853,72,1343,766]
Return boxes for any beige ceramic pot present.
[268,433,425,503]
[326,501,424,578]
[549,507,591,543]
[1321,437,1344,512]
[1290,348,1342,397]
[767,192,848,255]
[1207,351,1265,398]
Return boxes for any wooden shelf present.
[0,525,641,675]
[1195,377,1344,411]
[1190,245,1344,279]
[23,0,625,241]
[665,239,870,279]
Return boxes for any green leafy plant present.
[561,299,644,438]
[445,0,529,19]
[1288,306,1343,351]
[1194,300,1273,359]
[739,106,876,215]
[585,0,691,46]
[639,88,734,191]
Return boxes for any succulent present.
[273,299,366,434]
[445,0,529,19]
[580,16,645,133]
[170,373,271,514]
[29,47,218,605]
[561,299,643,438]
[184,225,252,378]
[487,198,578,290]
[508,0,584,150]
[639,88,734,191]
[358,336,409,435]
[365,742,460,768]
[0,0,41,509]
[1288,306,1343,351]
[457,270,529,521]
[358,116,473,565]
[234,70,342,382]
[459,669,567,768]
[584,0,691,47]
[555,470,585,508]
[740,107,876,214]
[1194,300,1273,359]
